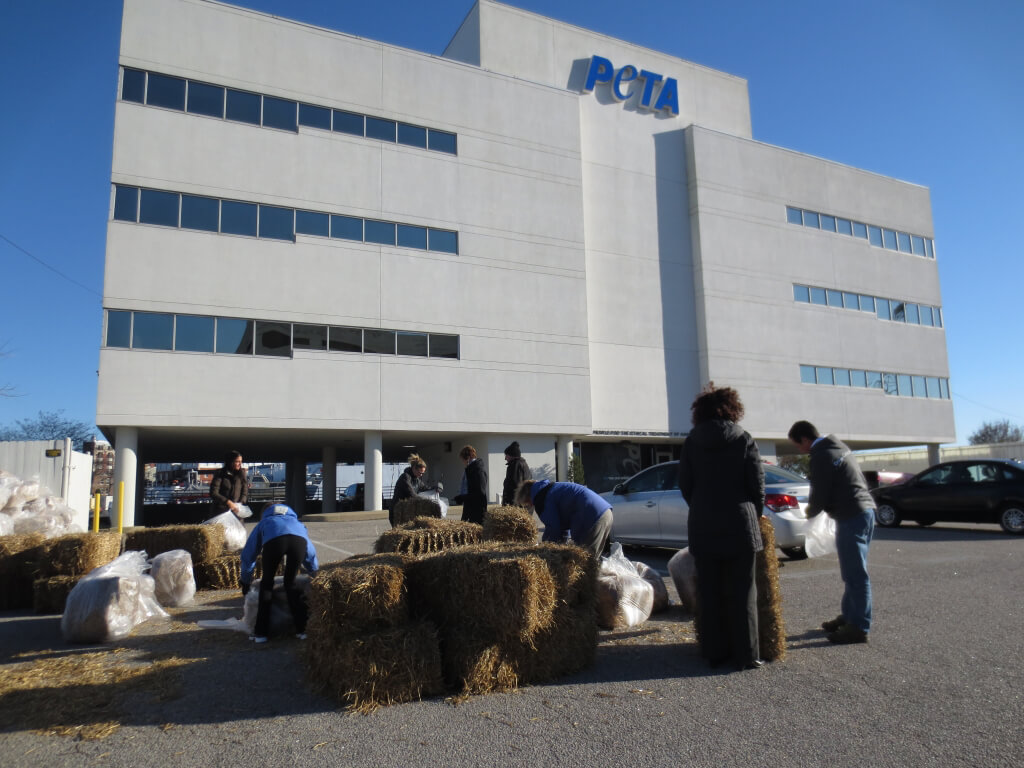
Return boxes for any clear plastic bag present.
[668,547,698,613]
[804,513,838,558]
[633,559,669,613]
[596,543,654,629]
[196,575,311,637]
[203,510,247,552]
[417,489,449,518]
[150,549,196,607]
[235,504,253,519]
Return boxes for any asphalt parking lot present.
[1,519,1021,768]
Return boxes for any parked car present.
[871,459,1024,534]
[339,483,365,511]
[600,461,813,559]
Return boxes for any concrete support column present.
[556,436,573,482]
[927,443,941,467]
[112,427,138,528]
[286,457,305,514]
[321,445,337,515]
[364,432,383,512]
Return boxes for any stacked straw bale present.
[31,531,124,613]
[124,525,226,566]
[0,533,47,610]
[194,554,268,590]
[481,506,537,544]
[374,517,482,555]
[391,497,443,526]
[756,517,787,662]
[33,575,80,614]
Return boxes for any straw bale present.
[482,506,537,544]
[309,553,413,633]
[756,516,787,662]
[391,497,443,526]
[306,620,444,713]
[39,531,123,577]
[123,524,226,565]
[33,575,80,614]
[193,553,269,590]
[0,533,47,610]
[374,517,482,555]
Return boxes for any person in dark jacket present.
[209,450,248,518]
[788,420,875,644]
[240,503,319,643]
[455,445,489,524]
[515,478,612,559]
[678,383,766,671]
[389,453,428,527]
[501,441,532,506]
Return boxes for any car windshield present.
[764,466,807,484]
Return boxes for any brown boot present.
[821,615,846,633]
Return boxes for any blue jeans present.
[835,509,874,632]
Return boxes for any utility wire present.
[0,232,102,298]
[951,390,1023,421]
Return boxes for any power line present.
[0,232,102,298]
[951,390,1024,421]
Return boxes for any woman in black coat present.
[209,450,248,518]
[389,453,428,527]
[456,444,488,524]
[678,383,765,670]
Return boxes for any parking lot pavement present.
[1,521,1021,768]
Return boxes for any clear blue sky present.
[2,0,1022,445]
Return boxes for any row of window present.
[105,310,460,359]
[793,284,943,328]
[112,185,459,253]
[800,364,950,399]
[121,68,457,154]
[786,206,935,260]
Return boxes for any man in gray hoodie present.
[788,420,875,644]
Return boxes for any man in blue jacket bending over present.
[515,479,613,559]
[240,503,319,644]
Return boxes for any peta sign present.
[582,55,679,116]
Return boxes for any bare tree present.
[967,419,1024,446]
[0,410,95,451]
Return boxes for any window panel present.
[836,218,853,236]
[132,312,173,350]
[427,129,457,154]
[396,224,427,249]
[331,215,363,241]
[853,221,868,239]
[897,232,912,253]
[866,371,883,390]
[181,194,219,232]
[786,207,802,225]
[911,235,926,256]
[793,284,810,302]
[912,375,927,397]
[293,324,327,351]
[835,368,851,386]
[139,189,179,227]
[329,326,362,353]
[262,96,297,131]
[428,229,458,254]
[187,81,224,118]
[883,373,898,395]
[810,287,827,305]
[258,205,294,241]
[216,318,253,354]
[876,298,891,321]
[820,215,836,232]
[926,377,941,398]
[122,68,145,103]
[365,116,396,142]
[220,200,258,236]
[429,334,459,359]
[255,321,292,356]
[146,73,185,110]
[226,89,261,125]
[800,365,816,384]
[397,332,428,356]
[926,239,934,259]
[868,226,883,246]
[295,210,329,237]
[298,103,331,130]
[891,301,906,322]
[933,307,942,328]
[826,289,842,307]
[920,306,934,327]
[333,110,364,136]
[895,374,912,396]
[365,220,396,245]
[939,379,949,399]
[906,303,920,324]
[851,370,867,387]
[113,185,138,222]
[174,315,214,352]
[106,310,131,348]
[816,366,834,385]
[364,329,395,354]
[883,229,898,250]
[802,211,820,228]
[860,295,875,313]
[842,292,860,310]
[397,123,427,148]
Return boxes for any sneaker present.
[821,615,847,633]
[827,624,868,644]
[296,633,307,640]
[253,636,268,644]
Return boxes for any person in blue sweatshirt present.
[514,478,613,559]
[240,503,319,643]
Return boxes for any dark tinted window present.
[181,195,219,232]
[139,189,179,227]
[397,123,427,148]
[364,329,395,354]
[293,324,327,350]
[259,205,294,241]
[221,201,258,236]
[428,129,457,154]
[216,318,253,354]
[175,315,214,352]
[397,224,427,249]
[331,215,363,241]
[146,73,185,110]
[429,334,459,358]
[397,332,428,356]
[226,89,261,125]
[296,210,329,237]
[255,321,292,356]
[298,103,331,130]
[329,327,362,353]
[132,312,173,350]
[891,302,906,322]
[765,466,806,484]
[113,185,138,222]
[187,81,224,118]
[262,96,297,131]
[333,110,364,136]
[122,68,145,103]
[106,310,132,347]
[365,117,396,142]
[429,229,458,254]
[365,220,396,246]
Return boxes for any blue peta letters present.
[582,55,679,116]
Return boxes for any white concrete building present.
[97,0,953,523]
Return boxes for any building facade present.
[98,0,953,522]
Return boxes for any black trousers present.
[254,534,308,638]
[693,550,759,666]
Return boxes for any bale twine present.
[391,497,443,526]
[39,531,123,577]
[124,525,226,565]
[0,533,47,610]
[756,516,787,662]
[308,553,414,633]
[33,575,80,614]
[482,506,537,544]
[373,518,482,555]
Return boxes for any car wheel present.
[999,505,1024,535]
[780,546,808,560]
[875,504,901,527]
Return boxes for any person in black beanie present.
[502,441,532,506]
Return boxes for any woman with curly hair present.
[678,383,765,670]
